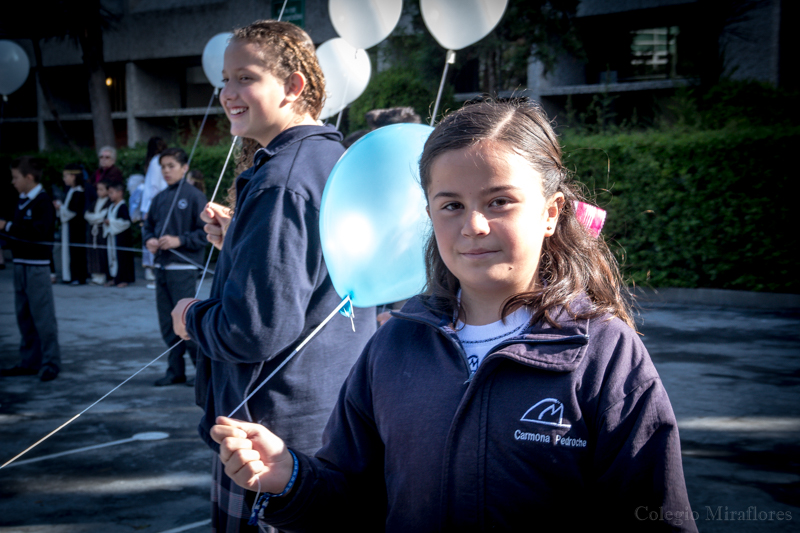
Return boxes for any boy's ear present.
[284,72,307,103]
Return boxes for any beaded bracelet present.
[248,449,299,526]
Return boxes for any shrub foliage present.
[563,126,797,293]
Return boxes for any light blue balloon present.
[321,123,434,308]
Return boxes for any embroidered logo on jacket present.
[520,398,572,429]
[178,199,188,210]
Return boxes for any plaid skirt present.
[211,454,279,533]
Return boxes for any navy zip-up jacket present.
[261,296,697,532]
[5,185,55,265]
[185,125,376,455]
[142,179,207,267]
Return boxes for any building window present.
[629,27,678,80]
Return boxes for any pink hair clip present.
[573,201,606,238]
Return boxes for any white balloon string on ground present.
[0,341,183,470]
[226,295,352,419]
[0,134,239,470]
[431,50,456,127]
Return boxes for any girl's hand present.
[158,235,180,250]
[171,298,199,340]
[211,416,295,494]
[103,220,110,225]
[201,202,232,250]
[145,238,159,254]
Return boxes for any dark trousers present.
[14,264,61,371]
[155,268,198,379]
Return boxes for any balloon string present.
[431,50,456,127]
[0,232,214,273]
[277,0,288,21]
[0,341,183,470]
[0,130,238,470]
[157,88,218,240]
[195,246,216,298]
[335,72,352,131]
[227,295,352,419]
[208,137,238,205]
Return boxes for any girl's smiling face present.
[426,142,563,319]
[96,183,108,198]
[220,41,296,146]
[160,156,187,185]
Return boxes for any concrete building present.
[525,0,789,123]
[1,0,337,152]
[0,0,790,152]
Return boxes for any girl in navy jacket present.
[169,20,375,532]
[211,100,697,531]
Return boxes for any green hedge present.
[563,126,797,293]
[1,142,239,205]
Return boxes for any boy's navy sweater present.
[6,185,55,264]
[261,296,697,532]
[142,179,207,267]
[185,125,376,456]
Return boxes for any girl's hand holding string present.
[211,416,295,494]
[171,297,200,340]
[201,202,232,250]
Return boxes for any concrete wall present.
[36,0,337,67]
[723,0,781,84]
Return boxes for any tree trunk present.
[78,21,115,149]
[31,38,82,154]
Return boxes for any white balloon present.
[329,0,403,50]
[420,0,508,51]
[0,40,31,97]
[202,33,233,89]
[317,38,372,120]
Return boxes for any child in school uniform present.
[143,147,207,387]
[211,100,697,531]
[0,156,61,381]
[55,163,87,285]
[84,179,110,285]
[103,181,135,287]
[169,20,376,532]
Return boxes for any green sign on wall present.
[272,0,305,28]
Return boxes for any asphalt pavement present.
[1,260,798,532]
